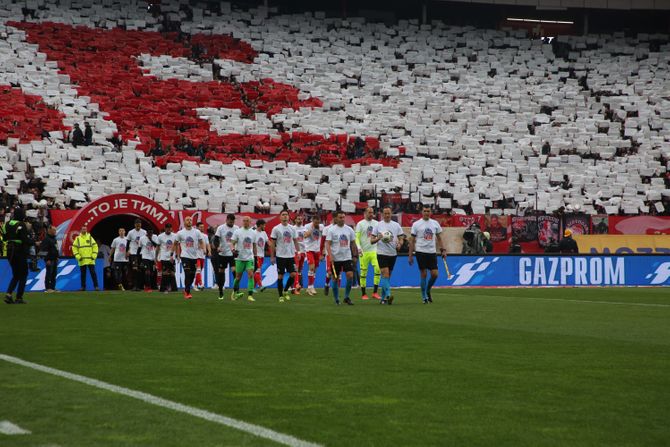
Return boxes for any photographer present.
[461,223,486,255]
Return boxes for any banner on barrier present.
[2,255,668,291]
[573,235,670,254]
[608,216,670,235]
[436,255,670,287]
[0,258,105,292]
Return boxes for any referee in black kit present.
[4,207,33,304]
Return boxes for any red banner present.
[50,209,77,228]
[485,215,509,243]
[563,213,590,236]
[400,214,453,227]
[537,215,560,247]
[608,216,670,235]
[451,214,486,229]
[401,214,422,227]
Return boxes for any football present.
[381,231,393,242]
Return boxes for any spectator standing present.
[508,237,522,254]
[84,122,93,146]
[41,225,59,292]
[71,123,85,147]
[559,229,579,254]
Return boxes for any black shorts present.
[333,260,354,274]
[181,257,197,273]
[416,252,438,271]
[129,254,141,270]
[276,257,296,275]
[161,260,175,274]
[377,254,397,272]
[218,254,235,271]
[113,261,128,271]
[142,259,155,271]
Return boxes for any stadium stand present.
[0,0,669,215]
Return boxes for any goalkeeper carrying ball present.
[355,207,381,300]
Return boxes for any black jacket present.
[84,125,93,144]
[3,220,32,257]
[41,234,59,260]
[72,128,85,147]
[559,237,579,254]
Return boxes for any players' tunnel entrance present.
[91,214,159,247]
[61,194,177,256]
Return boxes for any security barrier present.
[0,258,105,292]
[1,255,668,292]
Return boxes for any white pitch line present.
[447,293,670,308]
[0,354,321,447]
[0,420,31,435]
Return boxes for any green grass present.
[1,287,669,447]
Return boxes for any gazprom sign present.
[442,255,669,287]
[518,257,625,286]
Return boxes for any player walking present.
[138,228,159,292]
[126,219,146,291]
[156,223,177,293]
[370,207,405,305]
[174,216,206,300]
[213,214,238,300]
[325,211,358,306]
[253,219,268,291]
[194,222,211,291]
[355,207,381,300]
[230,216,257,302]
[303,214,324,296]
[291,215,307,294]
[110,228,129,290]
[270,210,299,303]
[408,206,446,303]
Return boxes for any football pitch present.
[1,287,669,447]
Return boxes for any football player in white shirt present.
[174,216,206,300]
[408,205,446,304]
[291,215,307,294]
[156,223,177,293]
[303,214,324,296]
[324,211,358,305]
[269,210,300,303]
[126,219,147,291]
[253,219,269,291]
[138,227,159,292]
[355,207,381,300]
[213,214,238,299]
[370,207,405,305]
[194,221,211,291]
[230,216,257,302]
[109,228,129,291]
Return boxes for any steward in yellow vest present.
[72,225,100,291]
